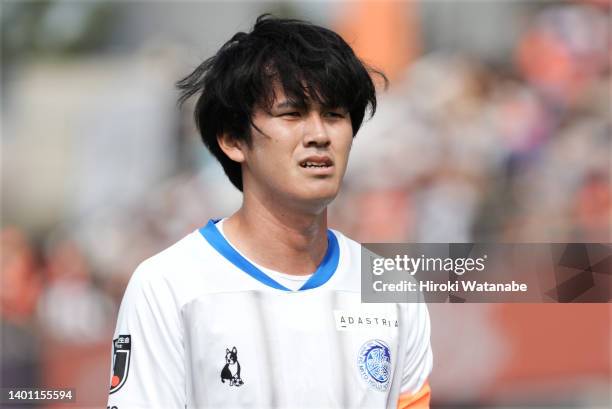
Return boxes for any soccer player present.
[107,14,432,409]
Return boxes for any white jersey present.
[107,219,432,409]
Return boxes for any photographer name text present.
[372,279,528,292]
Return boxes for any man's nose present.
[303,112,331,147]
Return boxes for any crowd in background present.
[335,2,610,244]
[1,1,610,408]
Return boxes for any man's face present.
[240,87,353,213]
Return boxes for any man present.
[107,14,432,409]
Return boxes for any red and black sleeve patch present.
[109,335,131,394]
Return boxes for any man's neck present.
[222,192,328,276]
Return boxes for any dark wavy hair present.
[177,14,386,191]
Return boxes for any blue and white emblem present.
[357,339,391,392]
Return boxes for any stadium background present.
[1,0,610,408]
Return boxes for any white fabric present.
[107,226,432,409]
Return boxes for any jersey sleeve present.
[397,301,433,409]
[107,259,185,409]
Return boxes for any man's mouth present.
[299,156,333,168]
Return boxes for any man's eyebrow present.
[274,100,299,109]
[274,100,346,111]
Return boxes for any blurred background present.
[1,0,610,408]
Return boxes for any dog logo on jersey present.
[357,339,391,392]
[109,335,131,394]
[220,346,244,386]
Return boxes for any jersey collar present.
[199,219,339,291]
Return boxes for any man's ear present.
[217,133,246,163]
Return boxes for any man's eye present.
[325,111,346,118]
[281,112,301,117]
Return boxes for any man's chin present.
[292,187,339,212]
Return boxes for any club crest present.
[220,346,244,387]
[109,335,131,394]
[357,339,391,392]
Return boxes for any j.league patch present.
[110,335,131,394]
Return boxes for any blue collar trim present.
[198,219,339,291]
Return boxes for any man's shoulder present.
[125,229,219,300]
[332,229,380,269]
[128,226,269,300]
[330,228,362,257]
[136,230,204,275]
